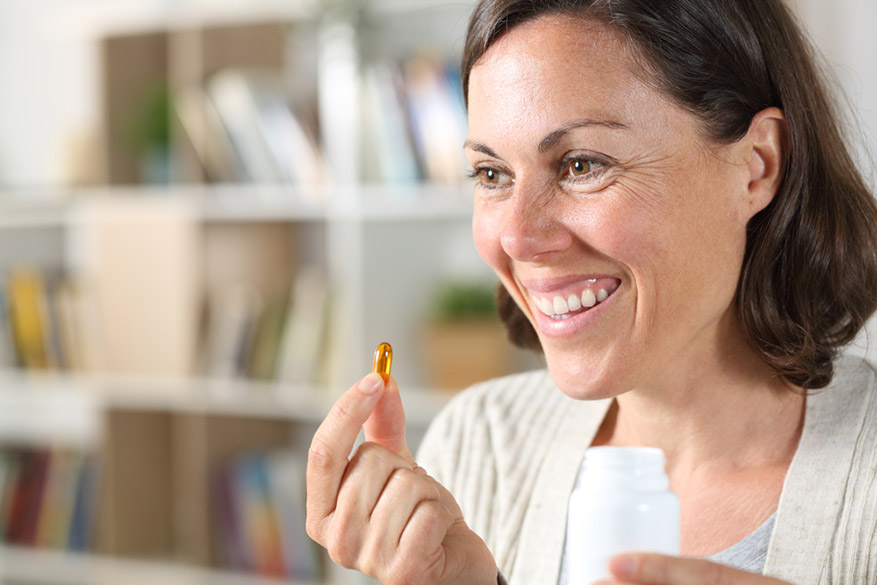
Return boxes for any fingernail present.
[609,555,637,579]
[359,372,385,394]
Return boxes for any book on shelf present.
[53,278,106,374]
[358,55,469,186]
[201,283,266,380]
[67,454,99,552]
[190,69,327,189]
[6,268,57,371]
[247,74,328,189]
[4,449,50,545]
[360,61,421,185]
[246,298,288,381]
[274,266,329,387]
[174,84,246,183]
[200,267,330,386]
[212,452,319,580]
[264,451,319,579]
[0,447,98,552]
[2,266,107,375]
[206,70,287,184]
[35,449,83,549]
[401,55,469,185]
[0,288,18,370]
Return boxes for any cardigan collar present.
[510,356,876,585]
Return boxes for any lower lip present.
[531,289,617,338]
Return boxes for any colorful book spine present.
[212,452,322,579]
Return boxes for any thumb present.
[362,375,413,463]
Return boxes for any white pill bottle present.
[566,446,680,584]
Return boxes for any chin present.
[543,350,625,401]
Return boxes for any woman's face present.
[466,16,757,399]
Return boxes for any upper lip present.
[516,274,620,294]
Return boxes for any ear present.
[742,107,787,219]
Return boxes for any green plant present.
[125,84,172,155]
[431,281,497,322]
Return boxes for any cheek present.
[472,207,505,270]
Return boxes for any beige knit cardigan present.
[416,355,877,584]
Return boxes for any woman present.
[306,1,877,584]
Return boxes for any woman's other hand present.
[306,372,497,585]
[594,553,793,585]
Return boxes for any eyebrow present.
[463,140,501,158]
[464,117,629,158]
[538,118,629,153]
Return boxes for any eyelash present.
[466,167,511,189]
[467,156,608,190]
[559,156,607,183]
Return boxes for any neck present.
[594,324,806,475]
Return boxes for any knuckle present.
[388,466,420,488]
[334,398,360,425]
[401,500,448,548]
[304,515,323,543]
[351,441,387,464]
[326,526,358,568]
[307,437,337,471]
[414,500,445,530]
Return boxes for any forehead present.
[467,15,671,139]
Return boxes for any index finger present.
[306,372,385,523]
[608,553,790,585]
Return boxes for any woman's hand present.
[594,553,793,585]
[306,372,497,585]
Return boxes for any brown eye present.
[472,167,512,188]
[570,160,594,176]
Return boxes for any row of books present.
[0,268,102,374]
[360,56,469,186]
[175,70,328,187]
[199,266,330,384]
[0,448,99,551]
[175,55,468,188]
[0,262,330,385]
[212,451,319,579]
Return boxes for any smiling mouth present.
[529,279,620,321]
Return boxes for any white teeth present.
[581,289,597,308]
[532,285,615,317]
[536,296,554,316]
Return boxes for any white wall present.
[793,0,877,181]
[0,0,174,188]
[0,1,102,186]
[792,0,877,360]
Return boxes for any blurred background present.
[0,1,872,584]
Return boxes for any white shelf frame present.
[0,545,319,585]
[0,369,453,449]
[0,183,474,226]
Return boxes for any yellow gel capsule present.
[372,342,393,382]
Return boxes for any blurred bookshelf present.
[0,1,540,584]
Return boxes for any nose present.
[499,184,572,262]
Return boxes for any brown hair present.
[464,0,877,389]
